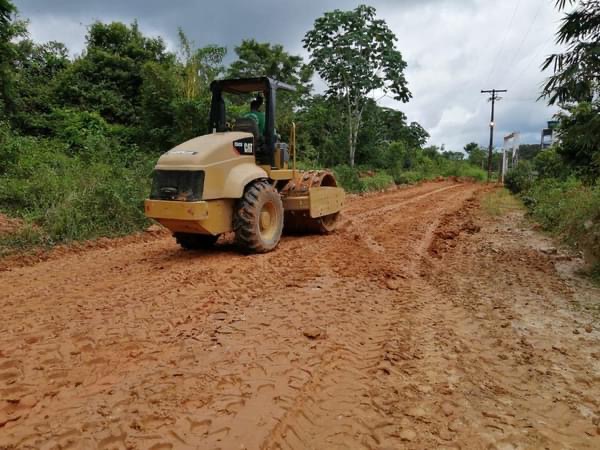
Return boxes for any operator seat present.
[233,118,260,142]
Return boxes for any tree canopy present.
[304,4,411,166]
[542,0,600,183]
[0,8,433,170]
[0,0,26,115]
[542,0,599,105]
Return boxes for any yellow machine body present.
[153,131,267,200]
[145,77,344,248]
[281,187,345,218]
[145,130,345,237]
[144,198,234,235]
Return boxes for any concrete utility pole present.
[481,89,507,182]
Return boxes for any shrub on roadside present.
[505,161,535,194]
[0,128,155,247]
[534,147,570,180]
[332,165,363,192]
[438,160,487,181]
[333,165,394,193]
[524,178,600,271]
[392,170,424,185]
[359,171,394,192]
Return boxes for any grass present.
[0,127,155,256]
[502,175,600,281]
[0,225,48,258]
[525,178,600,276]
[481,188,523,216]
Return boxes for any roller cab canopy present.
[211,77,296,95]
[209,77,297,167]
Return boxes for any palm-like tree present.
[542,0,600,104]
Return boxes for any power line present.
[500,0,548,87]
[485,0,522,87]
[481,89,507,182]
[504,38,556,90]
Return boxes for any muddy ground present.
[1,180,599,449]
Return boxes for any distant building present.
[541,120,559,148]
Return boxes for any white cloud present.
[377,0,563,149]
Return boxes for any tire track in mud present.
[417,197,600,449]
[0,181,480,449]
[261,185,479,450]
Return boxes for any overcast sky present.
[16,0,565,150]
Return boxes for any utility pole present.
[481,89,507,182]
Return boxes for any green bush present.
[333,165,362,192]
[0,127,154,248]
[533,147,570,180]
[359,171,394,192]
[435,159,487,181]
[332,165,394,193]
[393,170,424,185]
[505,161,535,194]
[523,178,600,272]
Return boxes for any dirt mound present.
[428,196,481,258]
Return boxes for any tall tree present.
[54,21,172,127]
[303,5,411,166]
[171,30,226,144]
[463,142,480,154]
[464,142,487,168]
[139,61,179,151]
[11,40,70,134]
[542,0,600,183]
[555,100,600,182]
[517,144,542,161]
[542,0,599,104]
[177,29,225,101]
[227,39,312,93]
[228,39,313,138]
[369,107,429,149]
[296,95,346,166]
[0,0,26,116]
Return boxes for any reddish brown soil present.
[0,214,22,237]
[1,181,599,449]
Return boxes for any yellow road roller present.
[144,77,344,253]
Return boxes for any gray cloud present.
[15,0,562,150]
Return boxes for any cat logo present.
[233,138,254,155]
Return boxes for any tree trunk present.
[346,99,364,168]
[349,109,363,168]
[347,100,355,167]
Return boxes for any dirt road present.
[1,181,599,449]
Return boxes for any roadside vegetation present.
[481,188,522,217]
[507,163,599,275]
[0,2,486,254]
[504,0,599,275]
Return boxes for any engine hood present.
[155,131,254,169]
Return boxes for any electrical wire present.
[499,0,548,88]
[484,0,523,87]
[503,39,556,92]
